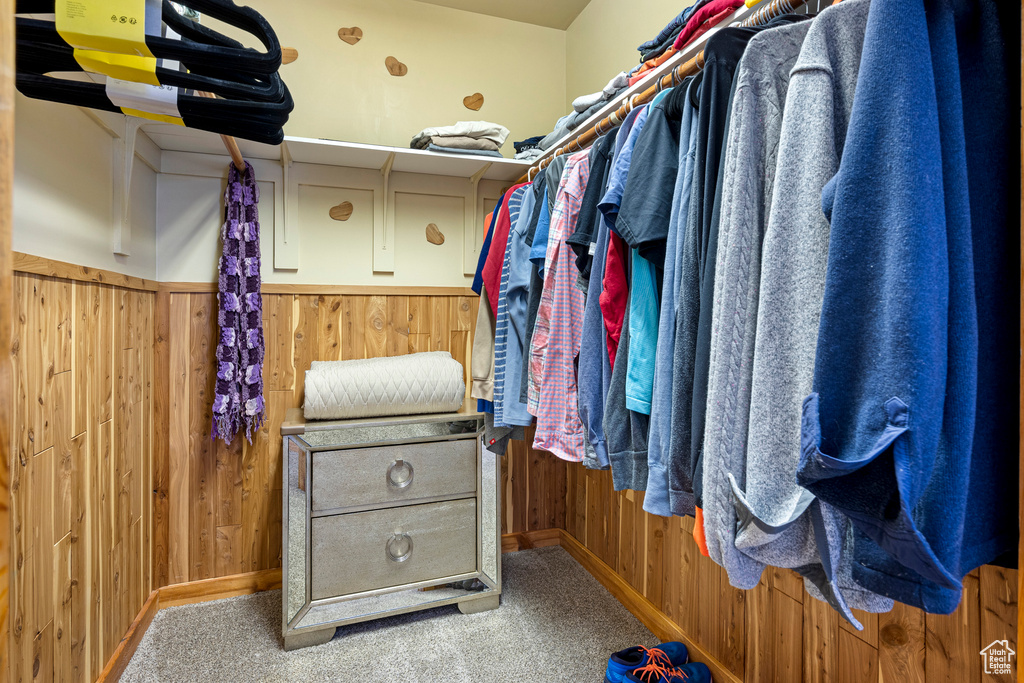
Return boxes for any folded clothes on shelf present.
[514,135,545,153]
[411,120,510,149]
[424,135,500,152]
[514,148,544,161]
[426,144,504,158]
[572,71,629,113]
[636,0,713,54]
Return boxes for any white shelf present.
[528,3,760,168]
[140,127,530,182]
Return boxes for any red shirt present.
[600,231,630,368]
[481,182,529,314]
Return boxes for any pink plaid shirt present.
[528,151,591,462]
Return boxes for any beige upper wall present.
[237,0,567,155]
[12,94,158,281]
[11,0,699,284]
[410,0,590,30]
[12,0,564,282]
[565,0,695,111]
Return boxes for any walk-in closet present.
[1,0,1020,680]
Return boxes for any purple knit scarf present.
[212,161,265,443]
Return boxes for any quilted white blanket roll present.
[303,351,466,420]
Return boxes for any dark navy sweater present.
[798,0,1018,614]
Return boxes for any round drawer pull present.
[387,459,414,489]
[385,533,414,563]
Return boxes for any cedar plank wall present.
[6,270,1018,682]
[156,291,568,587]
[1,0,15,674]
[564,468,1019,682]
[158,286,1018,682]
[10,274,154,683]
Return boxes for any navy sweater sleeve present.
[795,0,1016,614]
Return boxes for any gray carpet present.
[123,546,657,682]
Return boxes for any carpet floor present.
[122,546,657,682]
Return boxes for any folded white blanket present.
[303,352,466,420]
[411,121,510,150]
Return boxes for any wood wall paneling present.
[160,291,568,591]
[8,269,1018,682]
[1,0,13,672]
[10,274,153,682]
[565,468,1018,682]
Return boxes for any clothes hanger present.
[15,0,283,75]
[15,0,291,142]
[16,34,287,102]
[15,69,291,143]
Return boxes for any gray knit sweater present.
[723,0,892,620]
[700,17,810,586]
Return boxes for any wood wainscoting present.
[0,0,14,675]
[155,288,569,591]
[565,465,1019,683]
[10,272,155,683]
[7,261,1016,683]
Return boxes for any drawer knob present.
[387,459,414,489]
[385,533,414,563]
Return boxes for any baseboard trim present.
[100,529,737,683]
[501,528,563,553]
[158,568,283,609]
[96,590,160,683]
[557,530,742,683]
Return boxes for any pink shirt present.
[528,151,591,462]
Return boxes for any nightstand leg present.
[457,594,500,615]
[284,627,336,651]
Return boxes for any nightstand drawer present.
[310,498,477,599]
[311,438,477,512]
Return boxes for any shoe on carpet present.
[604,642,688,683]
[625,661,712,683]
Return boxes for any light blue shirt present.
[498,185,540,427]
[493,186,530,427]
[644,77,699,516]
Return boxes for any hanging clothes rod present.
[196,90,246,171]
[517,0,812,184]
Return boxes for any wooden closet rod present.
[196,90,245,172]
[516,0,811,184]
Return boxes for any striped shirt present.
[529,151,591,462]
[492,185,529,427]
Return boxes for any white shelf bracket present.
[375,151,397,273]
[277,140,299,270]
[464,162,491,276]
[112,116,144,256]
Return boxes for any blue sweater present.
[798,0,1017,614]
